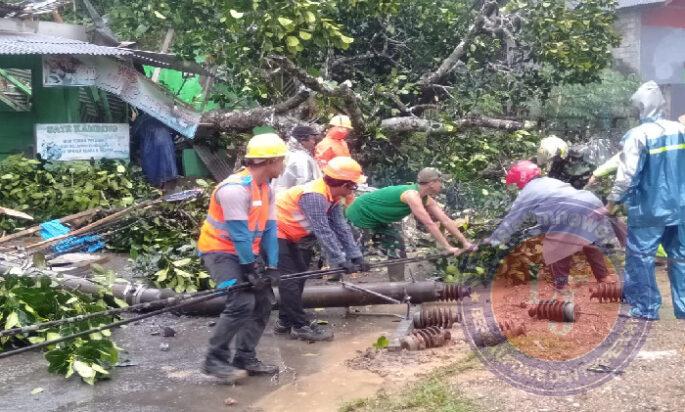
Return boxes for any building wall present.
[613,8,642,73]
[0,55,81,158]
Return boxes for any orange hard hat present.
[323,156,367,184]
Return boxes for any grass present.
[340,353,481,412]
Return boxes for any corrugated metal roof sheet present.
[617,0,666,9]
[0,31,132,56]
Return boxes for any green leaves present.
[0,156,155,233]
[1,275,119,385]
[373,335,389,350]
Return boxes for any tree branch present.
[268,54,366,140]
[417,1,497,87]
[380,115,535,134]
[200,87,310,133]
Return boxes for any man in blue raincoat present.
[606,81,685,320]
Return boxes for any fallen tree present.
[101,0,619,149]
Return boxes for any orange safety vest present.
[277,178,341,242]
[197,169,271,255]
[315,134,350,169]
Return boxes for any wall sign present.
[35,123,130,161]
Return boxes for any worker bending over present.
[275,156,369,341]
[345,167,472,281]
[197,133,285,382]
[487,161,614,290]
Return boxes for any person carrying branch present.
[197,133,286,382]
[274,156,370,341]
[345,167,472,281]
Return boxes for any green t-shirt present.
[345,184,426,229]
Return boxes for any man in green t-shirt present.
[345,167,473,281]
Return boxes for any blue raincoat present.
[609,81,685,319]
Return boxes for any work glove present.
[241,262,267,289]
[339,260,358,274]
[263,267,282,287]
[351,257,371,272]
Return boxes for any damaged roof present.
[0,30,132,56]
[617,0,666,9]
[0,0,72,18]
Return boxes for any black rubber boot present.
[291,322,334,342]
[232,358,279,376]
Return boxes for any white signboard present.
[35,123,130,161]
[41,55,200,138]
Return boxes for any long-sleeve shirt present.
[215,183,278,266]
[491,177,612,264]
[273,138,321,194]
[592,153,620,178]
[299,193,362,265]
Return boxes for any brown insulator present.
[527,299,578,322]
[472,321,526,347]
[589,283,624,303]
[413,306,461,328]
[498,320,527,338]
[400,326,451,351]
[440,284,471,301]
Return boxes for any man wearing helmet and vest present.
[487,160,615,291]
[345,167,473,281]
[606,81,685,320]
[197,133,286,382]
[274,156,370,341]
[315,114,353,169]
[536,135,595,190]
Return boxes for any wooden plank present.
[0,207,102,245]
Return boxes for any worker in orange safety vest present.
[314,114,353,169]
[198,133,286,383]
[273,156,370,342]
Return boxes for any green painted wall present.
[0,55,81,158]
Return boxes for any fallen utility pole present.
[50,274,469,316]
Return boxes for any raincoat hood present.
[630,81,665,122]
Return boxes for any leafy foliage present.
[0,155,155,233]
[0,275,121,384]
[107,179,214,292]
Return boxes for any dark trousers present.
[277,237,314,328]
[202,253,271,363]
[549,245,608,288]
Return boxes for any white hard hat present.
[537,135,569,165]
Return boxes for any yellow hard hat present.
[323,156,367,184]
[244,133,287,159]
[329,114,353,129]
[537,135,568,164]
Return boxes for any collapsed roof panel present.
[0,30,132,56]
